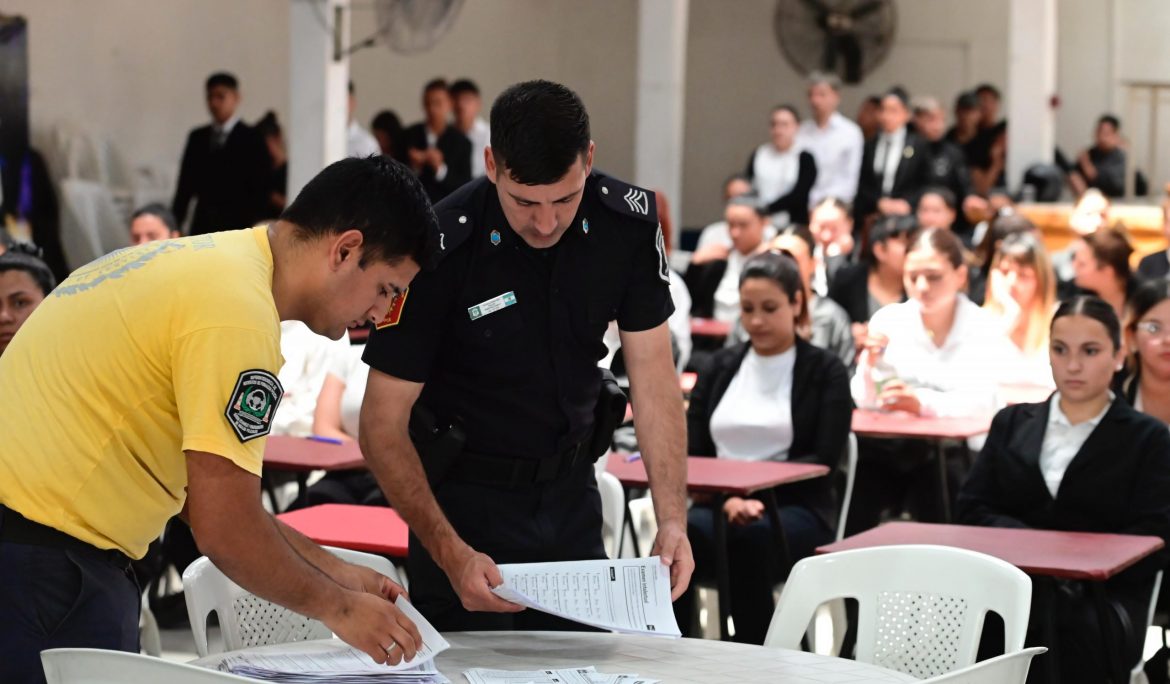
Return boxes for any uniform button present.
[484,329,492,338]
[601,186,609,195]
[459,215,467,224]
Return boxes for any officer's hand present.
[451,550,526,614]
[341,562,409,603]
[325,589,422,666]
[651,521,694,601]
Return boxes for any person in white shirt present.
[982,232,1057,388]
[847,227,1017,533]
[676,251,851,644]
[809,197,856,296]
[271,321,351,438]
[451,79,490,179]
[694,175,760,252]
[745,105,817,227]
[798,72,864,206]
[685,194,770,324]
[958,296,1170,684]
[346,81,382,159]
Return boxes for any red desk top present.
[818,521,1165,581]
[277,504,409,558]
[690,318,732,338]
[264,436,367,472]
[607,455,829,497]
[851,409,992,440]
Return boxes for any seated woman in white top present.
[1121,279,1170,425]
[982,231,1058,388]
[846,227,1017,534]
[958,297,1170,683]
[674,251,852,645]
[289,343,387,508]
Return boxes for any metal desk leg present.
[936,441,952,523]
[295,473,308,506]
[763,489,793,573]
[622,488,642,557]
[712,493,732,641]
[261,473,280,512]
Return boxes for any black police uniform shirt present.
[363,172,673,461]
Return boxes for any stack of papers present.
[463,666,658,684]
[491,557,680,637]
[217,596,451,683]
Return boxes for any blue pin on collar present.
[582,218,590,235]
[490,229,501,246]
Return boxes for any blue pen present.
[624,451,642,463]
[306,435,343,445]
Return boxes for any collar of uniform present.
[1048,391,1114,429]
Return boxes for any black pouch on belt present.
[589,369,628,459]
[408,403,466,489]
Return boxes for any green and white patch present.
[225,369,283,442]
[468,291,517,321]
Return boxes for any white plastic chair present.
[765,545,1032,680]
[182,546,402,656]
[921,647,1047,683]
[597,470,626,558]
[41,648,254,683]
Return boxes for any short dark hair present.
[975,83,1001,100]
[449,79,480,97]
[864,214,916,266]
[776,224,815,256]
[371,110,403,135]
[884,87,910,109]
[726,192,767,218]
[955,91,980,111]
[255,110,282,138]
[131,203,178,235]
[280,156,440,269]
[1098,114,1121,131]
[919,186,957,211]
[423,78,449,96]
[772,104,801,121]
[739,251,810,329]
[1053,295,1121,350]
[206,72,238,91]
[0,252,56,296]
[489,80,591,185]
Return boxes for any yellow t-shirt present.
[0,227,284,559]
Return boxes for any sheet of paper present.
[217,595,450,681]
[462,668,658,684]
[491,557,680,637]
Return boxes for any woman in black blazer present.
[957,296,1170,683]
[745,105,817,226]
[674,251,853,644]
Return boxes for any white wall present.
[10,0,288,194]
[8,0,1170,224]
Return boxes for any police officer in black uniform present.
[359,80,693,631]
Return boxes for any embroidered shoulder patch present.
[224,370,283,442]
[376,289,409,329]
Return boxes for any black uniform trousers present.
[0,507,140,684]
[408,462,607,631]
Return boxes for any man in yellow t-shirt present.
[0,156,440,684]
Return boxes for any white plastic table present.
[191,631,917,683]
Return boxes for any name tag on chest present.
[468,291,518,321]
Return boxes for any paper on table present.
[491,557,680,637]
[462,666,659,684]
[218,595,450,680]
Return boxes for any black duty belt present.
[0,504,133,570]
[448,436,595,488]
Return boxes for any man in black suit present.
[912,96,975,240]
[403,79,472,203]
[171,72,271,235]
[854,88,932,232]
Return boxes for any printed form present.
[491,557,680,637]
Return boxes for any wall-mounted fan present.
[773,0,897,84]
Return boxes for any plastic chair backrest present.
[836,433,858,541]
[182,546,401,656]
[921,647,1046,683]
[41,648,255,683]
[764,545,1032,680]
[597,469,626,558]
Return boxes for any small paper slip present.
[462,667,659,684]
[491,557,680,637]
[217,595,451,682]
